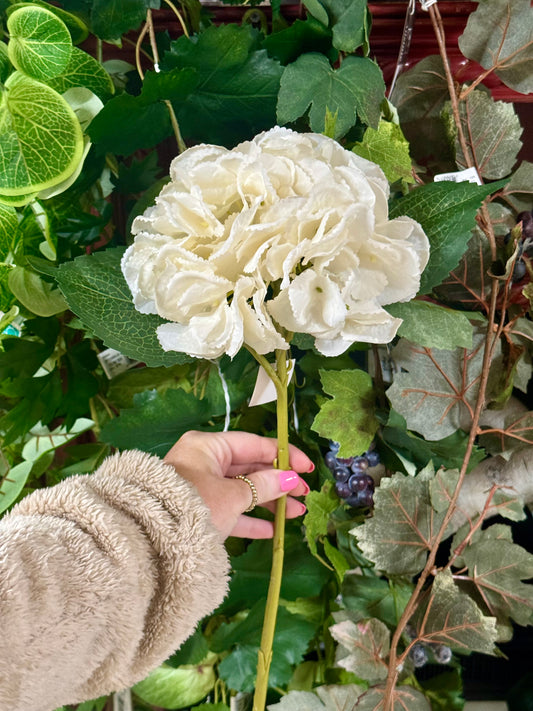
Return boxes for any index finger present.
[217,431,314,474]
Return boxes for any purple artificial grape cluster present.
[325,441,378,508]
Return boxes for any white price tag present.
[249,359,296,407]
[434,167,482,185]
[368,347,402,384]
[97,348,140,379]
[113,689,132,711]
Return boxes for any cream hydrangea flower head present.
[122,127,429,359]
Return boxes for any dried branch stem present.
[383,9,505,709]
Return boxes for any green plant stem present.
[252,348,290,711]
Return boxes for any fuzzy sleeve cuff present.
[0,450,230,711]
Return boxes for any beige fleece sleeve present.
[0,450,230,711]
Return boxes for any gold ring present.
[235,475,258,512]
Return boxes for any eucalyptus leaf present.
[7,6,72,82]
[55,248,191,367]
[389,179,507,294]
[386,300,474,350]
[458,0,533,94]
[0,460,33,514]
[278,53,384,137]
[311,369,378,458]
[8,266,67,316]
[445,90,523,179]
[0,72,84,197]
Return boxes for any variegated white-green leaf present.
[0,72,84,197]
[45,46,114,100]
[7,6,72,82]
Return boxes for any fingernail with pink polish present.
[300,478,310,495]
[280,470,299,491]
[298,502,307,515]
[307,462,315,473]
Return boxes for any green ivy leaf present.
[320,0,369,54]
[8,266,68,316]
[311,369,378,459]
[461,535,533,628]
[87,68,197,156]
[386,301,474,350]
[329,617,390,683]
[352,120,414,185]
[458,0,533,94]
[263,16,334,66]
[0,72,84,198]
[218,604,316,692]
[303,480,340,559]
[7,6,72,82]
[392,55,450,166]
[45,46,114,100]
[341,574,413,628]
[389,180,507,294]
[101,388,214,456]
[355,685,430,711]
[444,90,523,180]
[55,248,191,367]
[90,0,159,41]
[381,410,486,473]
[355,469,445,575]
[386,329,498,441]
[277,54,384,137]
[413,569,498,655]
[166,24,283,147]
[222,531,330,613]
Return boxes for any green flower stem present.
[252,348,290,711]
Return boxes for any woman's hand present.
[164,431,313,539]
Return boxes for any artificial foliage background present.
[0,0,532,710]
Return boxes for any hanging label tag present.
[434,167,482,185]
[419,0,437,10]
[113,689,132,711]
[249,359,296,407]
[368,347,402,384]
[97,348,140,379]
